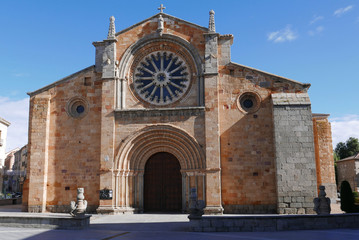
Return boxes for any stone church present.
[23,6,336,215]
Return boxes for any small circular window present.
[76,105,85,114]
[237,92,261,114]
[66,97,89,118]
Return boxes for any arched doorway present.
[144,152,182,212]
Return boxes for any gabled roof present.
[228,62,311,89]
[0,117,11,127]
[338,153,359,162]
[115,13,208,36]
[27,66,95,97]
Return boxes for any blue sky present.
[0,0,358,151]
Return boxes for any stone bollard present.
[313,185,331,215]
[70,188,88,217]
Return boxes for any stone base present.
[223,204,276,214]
[278,207,315,215]
[189,213,359,232]
[96,206,135,215]
[204,206,223,215]
[0,213,91,230]
[27,205,44,213]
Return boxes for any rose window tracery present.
[133,51,190,105]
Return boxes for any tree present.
[335,137,359,160]
[333,151,339,185]
[340,180,355,213]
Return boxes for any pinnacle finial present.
[107,16,116,40]
[158,4,166,13]
[209,10,215,33]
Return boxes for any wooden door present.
[144,152,182,212]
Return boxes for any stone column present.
[138,172,144,212]
[95,17,118,214]
[26,96,51,213]
[312,114,337,203]
[203,16,223,213]
[181,172,187,212]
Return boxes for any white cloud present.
[310,15,324,25]
[0,97,29,152]
[308,26,324,36]
[334,5,354,17]
[331,114,359,147]
[268,25,297,43]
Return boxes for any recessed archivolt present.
[118,33,203,80]
[115,125,205,171]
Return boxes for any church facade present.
[23,8,336,215]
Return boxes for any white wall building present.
[0,117,11,166]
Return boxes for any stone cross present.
[158,4,166,13]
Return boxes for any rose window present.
[133,51,190,105]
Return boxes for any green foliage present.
[333,151,339,185]
[333,151,340,162]
[335,137,359,160]
[354,192,359,204]
[340,181,355,213]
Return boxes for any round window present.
[237,92,261,114]
[132,51,190,106]
[66,97,89,118]
[76,105,85,114]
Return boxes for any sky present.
[0,0,358,151]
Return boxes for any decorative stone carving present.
[188,188,205,219]
[313,185,331,215]
[115,106,205,119]
[157,14,164,36]
[133,51,190,106]
[70,188,88,217]
[208,10,215,33]
[107,16,116,40]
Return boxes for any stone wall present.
[218,68,277,213]
[24,68,102,213]
[272,93,317,214]
[189,214,359,232]
[312,115,337,201]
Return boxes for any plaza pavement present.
[1,204,359,240]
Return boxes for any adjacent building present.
[0,117,11,167]
[336,153,359,192]
[2,145,27,195]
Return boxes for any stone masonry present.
[312,114,337,201]
[272,93,318,214]
[23,7,335,215]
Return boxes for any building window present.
[237,92,261,114]
[66,97,89,118]
[133,51,191,106]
